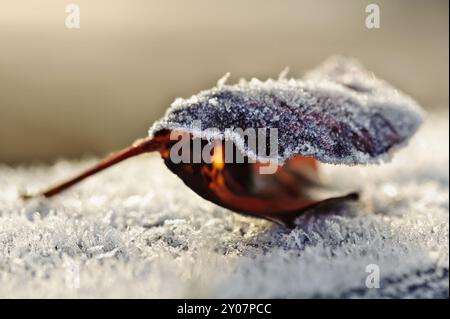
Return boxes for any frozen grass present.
[0,114,448,298]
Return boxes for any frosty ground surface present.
[0,114,448,298]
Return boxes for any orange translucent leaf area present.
[161,134,331,226]
[23,130,357,227]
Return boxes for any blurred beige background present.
[0,0,448,164]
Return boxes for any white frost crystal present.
[150,56,424,165]
[0,114,448,298]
